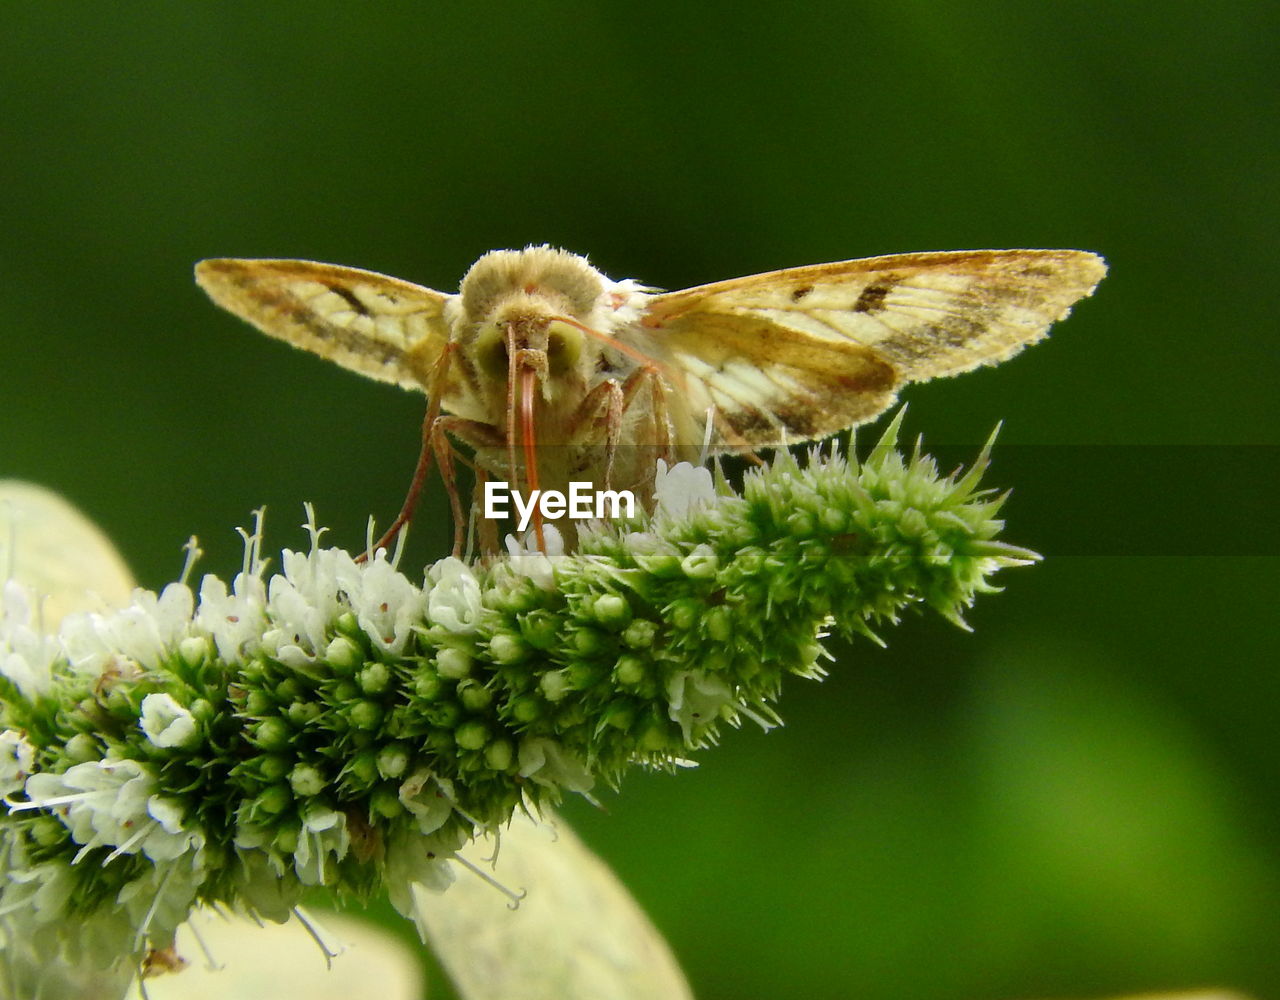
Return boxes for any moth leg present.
[431,416,506,558]
[471,469,500,556]
[570,365,673,502]
[619,365,675,466]
[572,378,625,490]
[360,343,459,561]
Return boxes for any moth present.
[195,246,1106,551]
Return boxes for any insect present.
[195,246,1106,552]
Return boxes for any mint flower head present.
[0,415,1036,988]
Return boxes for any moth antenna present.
[549,314,673,376]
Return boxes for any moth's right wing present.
[195,258,453,391]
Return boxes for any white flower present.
[425,557,483,633]
[139,693,199,750]
[517,737,594,794]
[384,825,459,922]
[398,768,456,835]
[229,847,303,923]
[0,729,36,796]
[293,804,349,885]
[0,859,78,929]
[195,571,267,662]
[653,459,716,520]
[262,546,357,663]
[12,757,203,863]
[666,670,736,744]
[116,852,205,948]
[0,580,60,700]
[501,525,564,590]
[58,582,194,681]
[339,551,425,655]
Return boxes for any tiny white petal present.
[653,460,716,520]
[140,692,199,749]
[425,558,483,633]
[0,729,36,796]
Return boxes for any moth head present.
[461,247,604,389]
[459,245,605,326]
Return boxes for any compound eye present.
[474,324,510,379]
[546,320,584,376]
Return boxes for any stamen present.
[178,536,203,587]
[301,503,327,554]
[237,508,268,579]
[453,852,527,910]
[481,825,502,866]
[132,863,177,950]
[185,909,224,971]
[292,905,344,969]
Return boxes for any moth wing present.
[636,249,1106,448]
[195,258,453,391]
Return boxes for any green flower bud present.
[489,633,527,664]
[287,700,321,726]
[359,662,391,694]
[64,733,99,763]
[508,694,543,723]
[259,754,292,781]
[344,748,379,786]
[621,619,657,649]
[325,636,363,673]
[253,717,292,752]
[457,680,492,712]
[614,655,646,686]
[680,544,719,578]
[484,738,513,771]
[376,743,411,779]
[456,721,489,751]
[370,784,403,819]
[252,783,292,816]
[539,670,570,703]
[436,647,472,679]
[704,606,733,642]
[349,700,383,730]
[178,636,210,668]
[591,594,631,629]
[289,763,326,797]
[519,610,561,650]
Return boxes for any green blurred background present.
[2,4,1276,998]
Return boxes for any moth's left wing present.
[635,249,1106,448]
[195,258,453,391]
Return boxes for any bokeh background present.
[2,4,1276,998]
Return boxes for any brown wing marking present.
[654,312,898,447]
[639,249,1105,448]
[194,258,453,390]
